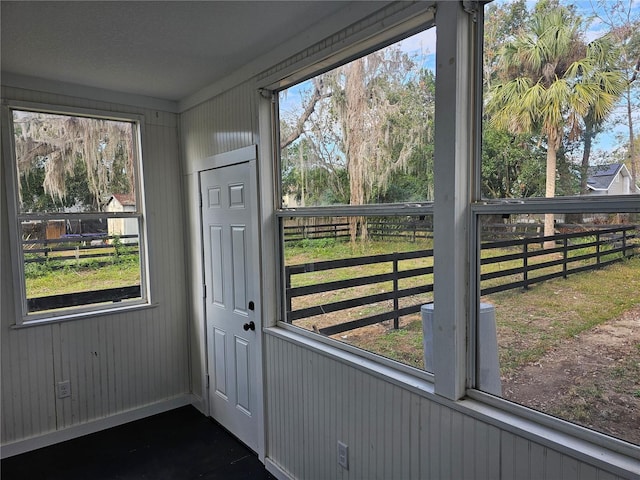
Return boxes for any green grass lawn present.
[343,256,640,372]
[25,257,140,298]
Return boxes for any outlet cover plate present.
[337,441,348,469]
[56,380,71,398]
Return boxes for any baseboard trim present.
[1,394,192,459]
[190,393,206,416]
[265,457,296,480]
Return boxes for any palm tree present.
[486,6,625,246]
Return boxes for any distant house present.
[586,163,640,195]
[282,192,303,208]
[105,194,138,243]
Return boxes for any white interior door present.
[200,160,260,452]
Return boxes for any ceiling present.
[1,1,383,104]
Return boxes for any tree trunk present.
[298,142,305,206]
[626,87,637,193]
[544,132,558,249]
[580,119,593,195]
[343,58,367,242]
[349,217,358,242]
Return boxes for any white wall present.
[176,65,638,480]
[1,86,190,455]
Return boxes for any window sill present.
[264,326,640,478]
[11,301,158,329]
[266,323,435,394]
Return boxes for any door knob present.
[243,321,255,331]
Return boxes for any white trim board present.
[1,73,179,113]
[187,144,257,175]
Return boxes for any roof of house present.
[586,163,626,191]
[108,194,136,207]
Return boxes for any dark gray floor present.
[1,406,275,480]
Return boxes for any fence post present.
[522,238,529,290]
[562,236,568,279]
[285,267,292,324]
[596,231,601,266]
[393,253,399,329]
[622,227,627,258]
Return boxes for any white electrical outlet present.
[56,380,71,398]
[337,441,349,469]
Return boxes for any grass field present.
[487,256,640,373]
[330,255,640,370]
[25,255,140,298]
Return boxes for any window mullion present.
[432,1,475,401]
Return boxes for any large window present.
[4,106,149,322]
[478,0,640,447]
[277,25,437,371]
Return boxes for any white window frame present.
[468,3,640,457]
[259,0,639,465]
[1,101,151,326]
[274,207,436,380]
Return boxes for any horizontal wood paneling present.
[265,333,635,480]
[1,86,189,448]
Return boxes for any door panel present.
[209,225,225,306]
[213,328,227,398]
[231,226,247,312]
[235,337,250,413]
[201,161,259,452]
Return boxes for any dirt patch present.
[501,305,640,444]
